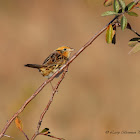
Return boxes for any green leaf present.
[104,0,113,7]
[40,128,50,135]
[101,11,118,16]
[118,0,126,10]
[121,15,127,31]
[128,43,140,54]
[128,41,138,47]
[125,2,136,11]
[106,24,113,44]
[128,38,140,47]
[128,12,138,17]
[113,0,120,12]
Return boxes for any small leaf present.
[121,15,127,31]
[113,0,120,12]
[40,128,50,135]
[104,0,113,7]
[125,2,136,11]
[128,43,140,54]
[106,24,113,44]
[128,41,138,47]
[128,11,138,17]
[101,11,118,16]
[128,38,140,47]
[118,0,126,10]
[15,116,23,131]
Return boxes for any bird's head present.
[55,46,74,58]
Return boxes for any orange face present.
[55,46,74,58]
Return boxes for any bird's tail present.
[24,64,42,69]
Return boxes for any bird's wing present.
[42,51,66,68]
[39,51,68,77]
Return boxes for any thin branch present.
[135,0,140,4]
[47,135,65,140]
[129,28,140,37]
[31,68,68,140]
[21,130,29,140]
[38,134,65,140]
[0,79,50,138]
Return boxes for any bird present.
[24,46,74,79]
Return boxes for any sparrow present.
[24,46,74,78]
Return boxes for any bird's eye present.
[63,48,67,51]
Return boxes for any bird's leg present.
[50,66,69,93]
[50,81,58,93]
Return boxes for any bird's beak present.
[69,48,74,52]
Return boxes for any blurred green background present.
[0,0,140,140]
